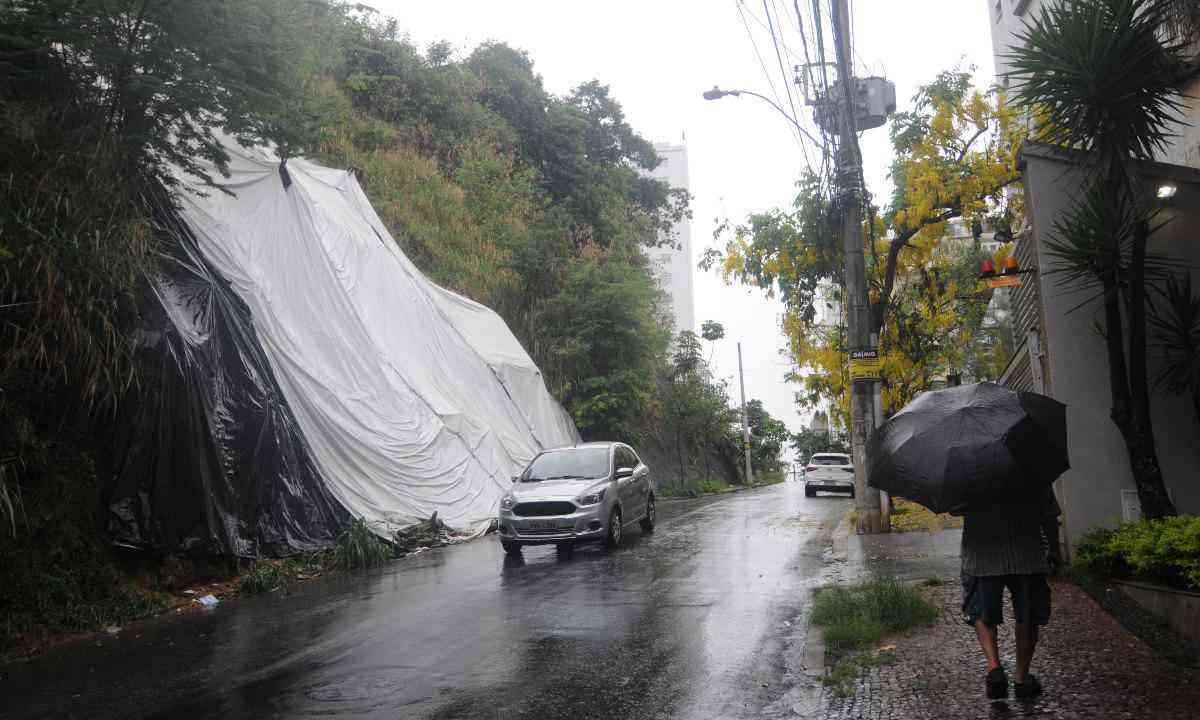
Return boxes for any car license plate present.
[526,520,557,530]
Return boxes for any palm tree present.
[1150,273,1200,430]
[1009,0,1200,518]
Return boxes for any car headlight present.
[499,495,516,510]
[577,488,606,506]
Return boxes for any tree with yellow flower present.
[702,69,1027,423]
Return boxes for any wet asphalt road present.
[2,482,850,720]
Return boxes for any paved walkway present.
[821,529,1200,719]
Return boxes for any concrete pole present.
[737,341,754,486]
[833,0,882,534]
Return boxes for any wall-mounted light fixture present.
[1157,183,1178,200]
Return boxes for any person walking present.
[960,486,1063,700]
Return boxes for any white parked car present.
[803,452,855,497]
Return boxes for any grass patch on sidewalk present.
[812,577,938,697]
[888,498,963,533]
[812,577,938,656]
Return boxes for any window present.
[625,446,642,468]
[616,446,636,470]
[523,447,611,480]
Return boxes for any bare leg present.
[1014,623,1039,683]
[974,620,1001,672]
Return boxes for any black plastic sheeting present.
[866,382,1069,514]
[106,209,349,557]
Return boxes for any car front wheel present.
[604,507,622,549]
[640,494,655,533]
[501,538,522,555]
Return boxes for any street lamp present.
[702,85,825,148]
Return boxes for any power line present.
[738,0,808,67]
[763,0,811,172]
[764,0,800,122]
[735,0,812,165]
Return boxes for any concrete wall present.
[1161,76,1200,169]
[1022,145,1200,546]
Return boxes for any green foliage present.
[1074,516,1200,590]
[237,563,286,595]
[656,330,742,487]
[708,66,1024,421]
[1011,0,1199,176]
[1149,273,1200,426]
[811,577,939,657]
[544,247,667,440]
[333,519,392,571]
[1010,0,1196,519]
[700,320,726,342]
[1,0,336,187]
[792,427,850,461]
[0,410,167,652]
[746,400,791,474]
[822,650,899,698]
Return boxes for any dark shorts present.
[961,573,1052,627]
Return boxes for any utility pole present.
[737,341,754,486]
[831,0,883,533]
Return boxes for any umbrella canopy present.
[867,382,1068,514]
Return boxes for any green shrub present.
[1074,516,1200,590]
[237,563,285,595]
[333,519,392,570]
[810,577,938,657]
[697,479,726,494]
[0,425,169,652]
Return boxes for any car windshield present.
[522,447,610,481]
[811,455,850,466]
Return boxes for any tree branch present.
[956,125,988,164]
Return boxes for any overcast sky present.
[380,1,996,462]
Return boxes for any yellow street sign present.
[849,348,881,381]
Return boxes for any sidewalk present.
[819,528,1200,719]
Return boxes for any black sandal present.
[986,667,1009,699]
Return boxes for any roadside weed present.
[333,519,392,570]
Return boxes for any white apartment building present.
[647,142,696,335]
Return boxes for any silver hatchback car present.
[497,442,655,554]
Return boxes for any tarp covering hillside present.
[109,141,579,555]
[108,216,351,557]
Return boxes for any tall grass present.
[811,577,938,656]
[333,518,392,570]
[237,563,286,595]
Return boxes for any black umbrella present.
[866,382,1068,514]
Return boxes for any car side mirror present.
[615,466,634,479]
[511,475,520,483]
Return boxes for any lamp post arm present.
[716,88,825,149]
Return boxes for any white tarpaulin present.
[172,140,579,536]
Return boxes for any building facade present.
[988,0,1200,168]
[987,1,1200,549]
[647,142,696,335]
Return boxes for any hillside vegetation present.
[0,2,786,649]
